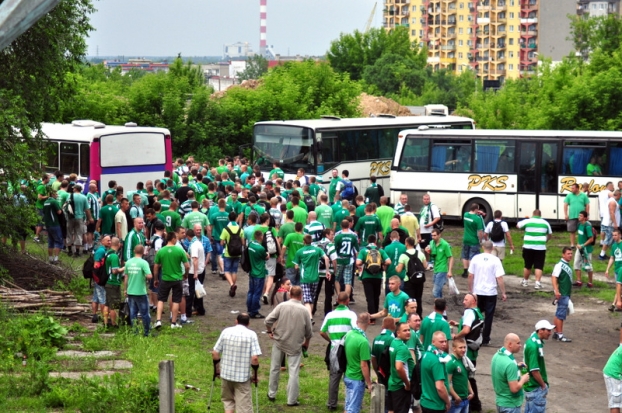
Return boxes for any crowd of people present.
[22,156,622,413]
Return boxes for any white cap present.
[535,320,555,331]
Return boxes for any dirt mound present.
[358,93,413,117]
[0,247,76,290]
[211,79,262,98]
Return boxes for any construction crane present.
[365,2,377,32]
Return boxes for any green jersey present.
[278,222,295,242]
[159,199,171,212]
[355,204,366,218]
[123,228,146,262]
[384,241,406,278]
[125,257,151,295]
[315,204,334,229]
[344,329,371,381]
[612,241,622,277]
[161,210,182,234]
[354,214,382,247]
[291,206,308,226]
[587,163,602,175]
[388,339,415,391]
[333,208,349,228]
[420,312,452,350]
[564,191,590,219]
[604,346,622,380]
[209,210,230,242]
[516,216,552,251]
[463,211,484,246]
[283,232,305,269]
[247,241,267,278]
[358,245,388,280]
[334,231,359,265]
[376,206,394,234]
[446,354,470,399]
[406,328,424,361]
[182,211,209,236]
[105,252,122,286]
[293,245,325,284]
[99,204,119,235]
[155,245,189,282]
[57,189,69,207]
[43,198,62,228]
[523,331,548,392]
[320,305,358,346]
[71,193,89,219]
[383,290,410,319]
[577,221,594,253]
[420,346,450,411]
[304,221,326,245]
[328,177,340,202]
[491,347,524,408]
[35,183,48,209]
[552,258,573,296]
[268,168,285,180]
[371,329,395,362]
[430,238,453,273]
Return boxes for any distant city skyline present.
[86,0,380,58]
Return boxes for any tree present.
[570,14,622,60]
[238,55,269,81]
[0,0,94,241]
[362,53,426,96]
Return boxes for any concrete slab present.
[96,360,133,370]
[56,350,117,358]
[49,371,120,379]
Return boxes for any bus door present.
[517,141,560,220]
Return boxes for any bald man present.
[491,334,530,413]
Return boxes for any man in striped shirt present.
[86,183,101,252]
[304,211,325,245]
[319,292,357,411]
[517,210,552,290]
[124,218,146,263]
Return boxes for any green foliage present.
[570,14,622,60]
[362,53,426,96]
[0,312,68,360]
[238,55,269,81]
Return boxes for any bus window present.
[254,126,314,174]
[474,139,515,174]
[609,142,622,175]
[562,141,606,175]
[399,138,429,171]
[321,134,338,171]
[43,141,59,173]
[431,140,472,172]
[80,143,90,178]
[541,142,558,193]
[377,128,399,159]
[59,143,79,175]
[518,142,537,192]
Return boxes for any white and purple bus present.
[40,120,173,192]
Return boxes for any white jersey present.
[468,252,505,296]
[602,197,621,227]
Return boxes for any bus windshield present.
[253,125,315,174]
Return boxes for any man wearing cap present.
[523,320,554,413]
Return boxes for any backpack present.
[303,194,315,212]
[489,221,505,243]
[405,250,426,284]
[465,308,485,351]
[377,346,391,385]
[145,235,162,267]
[364,248,383,274]
[63,192,75,219]
[262,229,279,255]
[340,179,355,200]
[430,204,444,232]
[94,251,113,286]
[410,360,423,400]
[240,246,251,273]
[224,226,243,257]
[82,253,95,279]
[246,206,260,226]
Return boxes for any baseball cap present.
[535,320,555,330]
[154,221,166,231]
[266,180,273,186]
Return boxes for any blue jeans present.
[525,386,548,413]
[449,398,469,413]
[343,377,366,413]
[286,267,299,286]
[246,276,265,316]
[210,239,220,271]
[127,295,151,336]
[433,272,447,298]
[461,244,480,260]
[496,406,521,413]
[555,295,570,320]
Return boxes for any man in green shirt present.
[343,312,373,413]
[269,162,285,180]
[387,322,415,413]
[332,200,350,231]
[491,333,530,412]
[208,198,229,279]
[290,197,308,226]
[363,176,381,206]
[103,237,124,329]
[375,197,394,235]
[356,235,391,319]
[606,229,622,317]
[154,231,190,329]
[603,345,622,413]
[447,338,474,413]
[43,192,64,263]
[425,228,454,299]
[247,230,269,319]
[371,317,395,386]
[161,200,182,233]
[333,219,359,297]
[406,311,424,362]
[384,230,407,290]
[123,244,152,336]
[420,298,452,350]
[182,201,209,236]
[461,203,484,278]
[354,204,383,247]
[573,210,595,287]
[523,320,554,413]
[97,195,118,236]
[281,222,305,285]
[371,275,410,322]
[564,183,590,248]
[315,194,334,229]
[328,169,340,204]
[124,218,146,262]
[420,331,451,413]
[293,234,330,318]
[396,237,428,318]
[34,174,50,243]
[551,247,574,342]
[67,184,93,257]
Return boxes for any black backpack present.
[430,204,444,232]
[465,308,485,351]
[489,221,505,242]
[303,194,315,212]
[411,360,422,400]
[240,246,251,273]
[224,226,243,257]
[406,251,426,284]
[336,336,348,374]
[377,346,391,385]
[94,251,114,286]
[82,254,95,279]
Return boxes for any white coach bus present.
[391,128,622,223]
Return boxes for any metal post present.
[370,383,385,413]
[159,360,175,413]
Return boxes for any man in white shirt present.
[467,240,506,346]
[600,189,621,260]
[419,194,441,269]
[189,223,206,317]
[484,210,515,261]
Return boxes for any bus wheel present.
[463,198,492,224]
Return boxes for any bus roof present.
[254,115,474,131]
[400,128,622,140]
[38,122,170,143]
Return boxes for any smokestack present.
[260,0,267,57]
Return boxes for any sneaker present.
[229,284,237,298]
[552,332,560,340]
[171,323,182,329]
[250,313,265,319]
[609,305,616,312]
[573,281,583,287]
[557,335,572,342]
[599,255,609,261]
[587,283,594,288]
[534,281,542,290]
[220,273,226,280]
[181,318,194,325]
[154,320,162,330]
[462,269,469,279]
[91,314,99,323]
[262,294,269,305]
[212,270,217,275]
[427,263,434,271]
[150,305,157,312]
[521,279,529,287]
[33,237,41,243]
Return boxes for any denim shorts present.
[47,226,64,249]
[524,385,548,413]
[605,373,622,409]
[433,272,447,298]
[211,241,224,255]
[92,284,106,304]
[223,257,240,273]
[555,295,570,320]
[461,244,480,260]
[496,406,521,413]
[343,377,365,413]
[602,225,614,246]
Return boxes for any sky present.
[86,0,381,58]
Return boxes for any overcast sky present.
[86,0,380,57]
